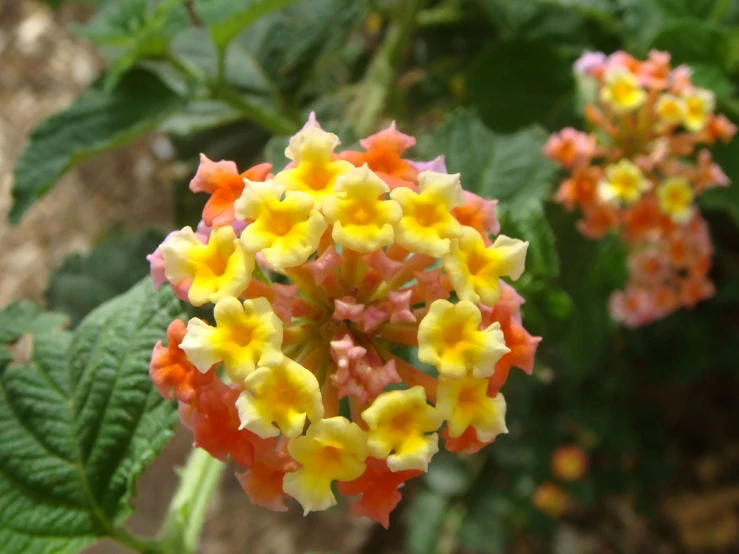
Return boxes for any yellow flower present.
[657,177,694,224]
[597,159,650,205]
[361,386,442,472]
[436,375,507,441]
[655,93,687,125]
[390,170,464,256]
[283,417,368,514]
[236,357,324,439]
[600,67,646,113]
[443,226,528,306]
[274,120,355,205]
[682,88,715,132]
[235,179,327,270]
[180,297,283,383]
[322,164,402,253]
[161,226,253,306]
[418,299,509,379]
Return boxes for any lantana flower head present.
[546,50,736,326]
[148,116,539,526]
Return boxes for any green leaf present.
[479,0,539,37]
[513,214,560,279]
[649,20,730,65]
[417,110,558,221]
[46,229,166,327]
[464,39,575,132]
[74,0,190,87]
[10,68,182,223]
[238,0,367,95]
[0,280,183,553]
[0,304,68,347]
[159,100,244,137]
[194,0,299,49]
[170,28,277,95]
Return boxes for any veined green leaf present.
[417,110,557,220]
[10,68,182,223]
[0,280,183,553]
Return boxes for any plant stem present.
[215,85,300,135]
[110,526,161,554]
[157,448,227,554]
[350,0,424,137]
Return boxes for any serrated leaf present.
[46,229,166,327]
[0,280,183,554]
[194,0,299,49]
[10,68,182,223]
[417,110,558,222]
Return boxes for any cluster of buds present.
[545,50,736,326]
[532,444,589,519]
[147,115,540,526]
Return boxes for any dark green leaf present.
[0,280,183,553]
[46,229,166,327]
[465,39,575,132]
[194,0,300,49]
[699,137,739,224]
[10,68,182,223]
[238,0,367,95]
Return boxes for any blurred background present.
[1,0,739,552]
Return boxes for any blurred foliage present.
[45,229,166,326]
[10,0,739,552]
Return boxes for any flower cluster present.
[545,50,736,326]
[147,116,540,526]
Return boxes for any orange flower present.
[150,319,215,404]
[236,447,298,511]
[190,155,272,227]
[189,380,275,469]
[337,457,422,528]
[340,122,419,190]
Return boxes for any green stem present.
[110,526,161,554]
[215,85,300,135]
[216,44,227,88]
[350,0,424,136]
[158,448,227,554]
